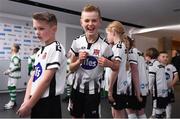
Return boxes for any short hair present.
[32,12,57,26]
[81,4,101,18]
[106,21,125,35]
[13,43,20,53]
[146,47,159,59]
[159,51,168,55]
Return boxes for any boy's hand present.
[98,57,109,67]
[4,70,10,75]
[17,101,32,118]
[79,51,88,63]
[108,88,115,102]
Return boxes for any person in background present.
[4,43,21,109]
[158,51,179,118]
[105,21,128,118]
[28,47,39,76]
[125,36,149,119]
[69,4,116,118]
[17,12,66,118]
[146,48,168,118]
[171,49,180,78]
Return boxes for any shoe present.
[4,101,16,110]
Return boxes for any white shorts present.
[8,77,17,87]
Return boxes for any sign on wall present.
[0,22,41,60]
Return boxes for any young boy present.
[158,51,179,118]
[146,48,168,118]
[4,43,21,109]
[17,12,66,118]
[126,36,149,118]
[69,4,116,118]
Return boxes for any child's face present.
[33,19,56,44]
[158,53,169,64]
[106,30,114,44]
[80,11,101,37]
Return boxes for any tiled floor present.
[0,85,180,118]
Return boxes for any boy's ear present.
[52,25,57,32]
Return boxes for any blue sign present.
[33,63,42,82]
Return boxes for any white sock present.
[166,104,172,118]
[128,113,137,119]
[152,108,156,116]
[138,114,147,119]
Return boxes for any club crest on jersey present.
[42,52,47,59]
[165,72,170,80]
[81,56,98,70]
[93,49,100,56]
[33,63,42,82]
[141,84,145,89]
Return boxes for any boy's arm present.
[170,73,179,88]
[108,61,120,101]
[17,69,56,117]
[98,58,119,71]
[130,63,142,102]
[23,72,34,102]
[69,55,81,72]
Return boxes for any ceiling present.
[0,0,180,40]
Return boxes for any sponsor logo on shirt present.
[141,84,145,89]
[93,49,100,56]
[33,63,42,82]
[81,56,98,70]
[165,72,170,80]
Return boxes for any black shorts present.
[167,90,175,103]
[70,89,100,118]
[153,97,168,109]
[109,94,127,110]
[31,95,62,118]
[127,95,147,110]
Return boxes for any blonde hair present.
[106,21,127,42]
[81,4,101,18]
[32,12,57,26]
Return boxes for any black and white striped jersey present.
[148,59,168,98]
[128,48,149,96]
[70,34,113,94]
[31,41,66,98]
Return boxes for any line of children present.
[8,3,178,118]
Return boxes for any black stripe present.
[46,62,60,69]
[149,72,156,75]
[115,56,122,60]
[107,55,114,60]
[49,73,56,97]
[70,48,79,57]
[129,60,137,63]
[9,0,145,28]
[154,73,158,98]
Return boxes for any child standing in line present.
[125,36,149,119]
[17,12,66,118]
[4,43,21,109]
[158,51,179,118]
[146,48,168,118]
[106,21,128,118]
[69,4,116,118]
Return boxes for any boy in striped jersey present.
[146,48,168,118]
[158,51,179,118]
[69,4,116,118]
[4,43,21,109]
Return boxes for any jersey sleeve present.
[46,42,65,70]
[103,44,113,60]
[128,49,138,64]
[113,43,124,61]
[70,39,79,56]
[171,65,178,76]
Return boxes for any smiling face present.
[33,19,56,45]
[80,11,101,38]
